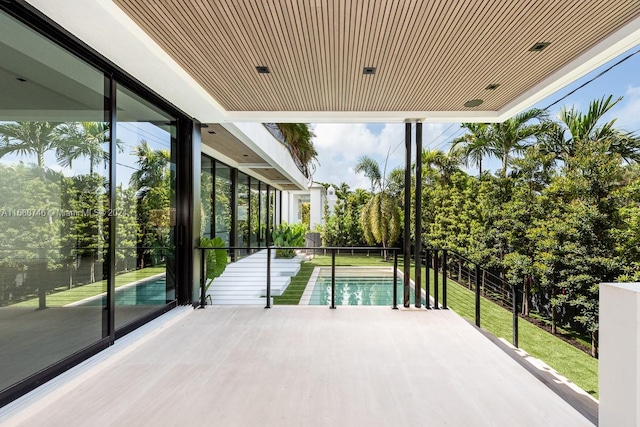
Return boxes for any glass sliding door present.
[114,85,176,330]
[214,161,232,246]
[250,177,260,248]
[236,172,249,255]
[0,10,108,392]
[200,156,213,238]
[260,183,268,246]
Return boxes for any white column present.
[600,283,640,427]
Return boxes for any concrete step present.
[207,297,273,305]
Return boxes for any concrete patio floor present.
[1,306,594,427]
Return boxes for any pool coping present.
[299,266,428,305]
[63,273,167,307]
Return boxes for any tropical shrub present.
[200,236,228,281]
[271,221,308,258]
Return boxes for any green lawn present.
[13,266,166,308]
[413,265,599,398]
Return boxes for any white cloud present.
[613,85,640,132]
[311,122,452,190]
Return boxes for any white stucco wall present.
[309,184,326,230]
[599,282,640,427]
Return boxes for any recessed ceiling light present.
[256,66,270,74]
[208,130,216,134]
[243,154,249,157]
[529,42,550,52]
[16,77,27,82]
[485,84,500,90]
[464,99,484,108]
[363,67,376,75]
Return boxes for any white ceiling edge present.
[223,122,309,191]
[497,15,640,121]
[24,0,229,123]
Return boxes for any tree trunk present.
[90,259,95,284]
[591,330,598,358]
[68,265,73,290]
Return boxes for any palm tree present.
[130,140,170,197]
[422,149,460,184]
[360,191,401,258]
[275,123,318,178]
[489,108,548,176]
[54,121,110,173]
[355,156,402,259]
[547,95,640,163]
[354,155,382,192]
[0,121,59,181]
[450,123,492,175]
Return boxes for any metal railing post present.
[393,249,398,309]
[512,283,519,347]
[265,246,272,309]
[330,249,336,309]
[200,248,207,309]
[442,250,448,309]
[433,249,439,309]
[425,249,431,309]
[475,264,481,327]
[414,249,421,308]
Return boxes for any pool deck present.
[1,306,595,427]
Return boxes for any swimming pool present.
[304,267,425,306]
[81,277,169,306]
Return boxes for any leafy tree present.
[488,108,548,176]
[54,121,111,173]
[0,121,59,181]
[275,123,318,177]
[545,95,640,164]
[354,156,402,258]
[450,123,492,175]
[355,155,382,192]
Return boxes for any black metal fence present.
[422,248,520,347]
[197,245,521,347]
[197,246,403,309]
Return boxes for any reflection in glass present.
[250,178,259,248]
[200,156,213,238]
[236,173,249,255]
[0,10,107,392]
[114,85,176,330]
[260,184,267,246]
[214,161,232,245]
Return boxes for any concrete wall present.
[600,282,640,427]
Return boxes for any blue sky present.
[312,48,640,189]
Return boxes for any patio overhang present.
[23,0,640,123]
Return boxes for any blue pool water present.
[82,278,168,306]
[308,276,426,306]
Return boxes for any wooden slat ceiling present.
[201,123,263,164]
[114,0,640,113]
